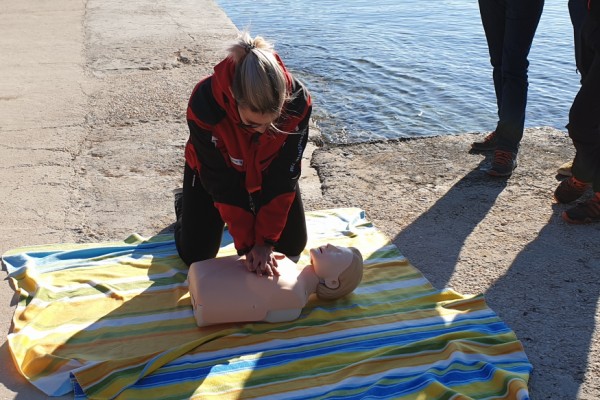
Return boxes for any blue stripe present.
[4,231,237,276]
[4,240,180,275]
[154,320,513,375]
[283,361,529,400]
[130,358,530,398]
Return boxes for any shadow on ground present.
[392,161,507,289]
[391,164,600,399]
[485,216,600,399]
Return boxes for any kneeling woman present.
[175,32,312,275]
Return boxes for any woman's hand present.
[244,244,280,277]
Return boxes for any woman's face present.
[309,244,354,289]
[237,106,279,133]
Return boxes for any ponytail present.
[228,32,290,116]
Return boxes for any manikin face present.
[309,244,354,289]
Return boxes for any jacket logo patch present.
[229,155,244,166]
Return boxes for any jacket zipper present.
[248,193,256,215]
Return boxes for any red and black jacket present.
[185,55,312,255]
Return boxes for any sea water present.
[216,0,580,143]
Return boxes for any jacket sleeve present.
[186,122,247,205]
[254,81,312,246]
[186,79,256,254]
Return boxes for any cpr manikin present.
[187,245,363,326]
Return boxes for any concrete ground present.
[0,1,238,398]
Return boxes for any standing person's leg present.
[472,0,506,152]
[273,185,307,257]
[561,16,600,223]
[494,0,544,154]
[569,0,590,77]
[479,0,506,111]
[558,0,589,177]
[174,164,225,266]
[567,18,600,186]
[569,17,600,186]
[484,0,544,176]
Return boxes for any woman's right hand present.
[244,244,280,277]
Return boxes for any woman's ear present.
[324,278,340,289]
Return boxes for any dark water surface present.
[217,0,579,143]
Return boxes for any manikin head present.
[309,244,364,301]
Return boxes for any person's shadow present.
[392,161,600,398]
[393,160,508,289]
[484,214,600,399]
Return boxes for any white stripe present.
[27,360,89,396]
[364,255,407,264]
[354,277,431,295]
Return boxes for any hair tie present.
[244,43,256,54]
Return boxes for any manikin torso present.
[188,256,318,325]
[187,244,355,326]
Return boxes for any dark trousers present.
[478,0,544,153]
[174,164,308,266]
[568,15,600,192]
[569,0,589,76]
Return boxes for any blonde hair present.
[316,247,364,301]
[228,32,289,115]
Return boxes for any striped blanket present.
[2,208,531,399]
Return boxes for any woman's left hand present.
[244,244,280,277]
